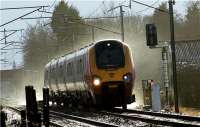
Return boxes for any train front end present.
[89,40,135,109]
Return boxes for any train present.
[44,39,136,109]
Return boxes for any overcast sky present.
[0,0,194,70]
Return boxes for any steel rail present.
[5,106,62,127]
[50,110,118,127]
[100,109,200,127]
[113,108,200,122]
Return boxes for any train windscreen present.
[95,41,125,69]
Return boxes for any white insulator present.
[162,47,169,88]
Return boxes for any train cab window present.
[95,41,125,69]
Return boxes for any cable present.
[72,16,120,20]
[0,31,17,42]
[134,0,160,14]
[67,20,121,35]
[88,1,105,17]
[48,0,57,10]
[0,48,24,50]
[0,7,42,27]
[21,16,51,20]
[0,29,24,32]
[21,15,120,20]
[119,0,128,6]
[131,0,168,13]
[38,10,53,14]
[0,43,13,50]
[0,6,49,10]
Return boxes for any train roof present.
[45,39,123,66]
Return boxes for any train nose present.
[101,82,126,106]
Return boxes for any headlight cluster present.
[93,76,101,86]
[123,73,132,83]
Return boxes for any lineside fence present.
[175,39,200,108]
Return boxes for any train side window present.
[54,67,57,84]
[76,60,79,73]
[80,59,83,73]
[52,67,55,84]
[60,64,63,77]
[82,55,86,72]
[67,63,69,75]
[46,70,49,79]
[67,62,72,75]
[76,59,83,74]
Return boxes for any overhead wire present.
[67,20,121,35]
[88,0,105,17]
[131,0,168,13]
[0,31,17,42]
[0,6,48,68]
[0,6,49,10]
[133,0,160,14]
[48,0,57,10]
[0,43,13,50]
[0,29,24,32]
[0,7,42,27]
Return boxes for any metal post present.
[25,86,41,126]
[168,0,179,113]
[25,86,33,126]
[120,6,125,42]
[43,87,49,127]
[20,110,26,127]
[4,28,6,44]
[1,110,6,127]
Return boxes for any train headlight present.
[123,75,128,81]
[123,73,132,83]
[93,77,101,86]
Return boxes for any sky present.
[0,0,193,70]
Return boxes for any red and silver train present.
[44,39,135,109]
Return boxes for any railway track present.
[113,107,200,122]
[5,106,63,127]
[6,105,200,127]
[6,106,117,127]
[98,108,200,127]
[50,110,118,127]
[51,107,200,127]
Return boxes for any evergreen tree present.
[51,0,84,54]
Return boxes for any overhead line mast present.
[168,0,179,113]
[130,0,179,112]
[107,3,131,42]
